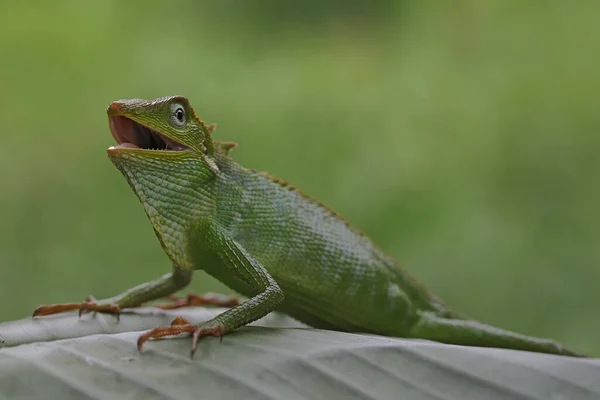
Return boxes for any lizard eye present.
[170,103,186,127]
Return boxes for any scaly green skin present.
[37,96,583,357]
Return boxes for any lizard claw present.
[33,297,120,321]
[137,318,226,358]
[191,324,226,358]
[33,303,85,318]
[77,302,121,321]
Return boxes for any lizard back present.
[209,154,456,335]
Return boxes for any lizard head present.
[106,96,219,269]
[106,95,219,173]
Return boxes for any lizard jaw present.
[108,115,189,152]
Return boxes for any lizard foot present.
[33,296,121,321]
[156,292,240,310]
[137,317,226,358]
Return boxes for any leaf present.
[0,307,306,348]
[1,309,599,400]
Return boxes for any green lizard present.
[33,96,583,357]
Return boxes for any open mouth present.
[108,115,188,151]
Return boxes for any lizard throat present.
[108,115,188,151]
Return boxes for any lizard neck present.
[110,151,217,269]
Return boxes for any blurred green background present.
[1,2,598,355]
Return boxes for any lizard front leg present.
[137,223,284,357]
[33,264,193,319]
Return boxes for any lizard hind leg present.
[156,292,241,310]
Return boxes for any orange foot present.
[137,317,226,358]
[156,292,240,310]
[33,296,121,321]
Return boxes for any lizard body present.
[34,96,582,357]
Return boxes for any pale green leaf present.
[1,309,599,400]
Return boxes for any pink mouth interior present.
[108,115,188,151]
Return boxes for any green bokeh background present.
[1,2,598,355]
